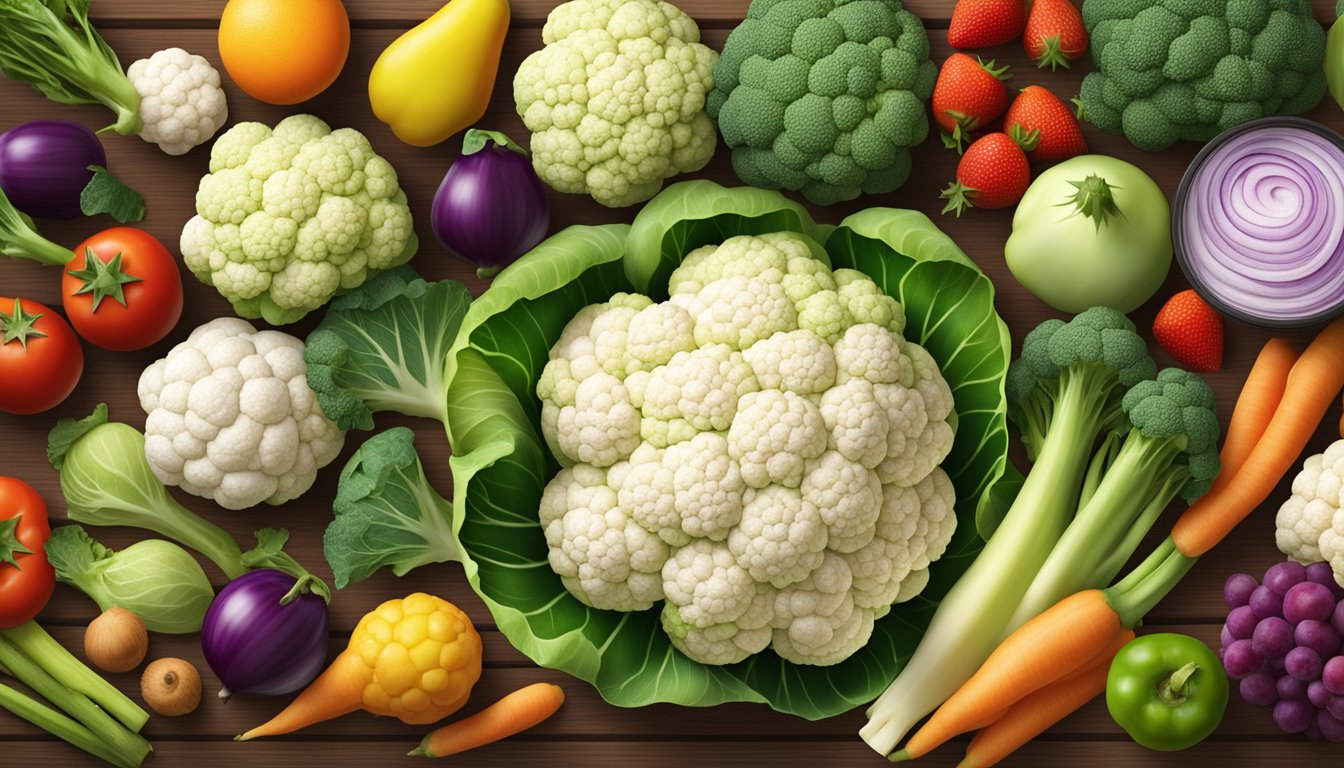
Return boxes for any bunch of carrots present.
[893,318,1344,767]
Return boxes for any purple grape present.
[1287,647,1324,681]
[1253,617,1294,659]
[1309,680,1334,707]
[1266,561,1308,595]
[1324,656,1344,695]
[1279,675,1309,701]
[1240,671,1279,707]
[1317,710,1344,743]
[1284,581,1336,624]
[1275,699,1315,733]
[1225,572,1260,607]
[1222,639,1263,678]
[1333,601,1344,636]
[1220,625,1235,650]
[1251,585,1285,620]
[1295,619,1342,657]
[1305,562,1344,599]
[1331,695,1344,720]
[1227,605,1258,639]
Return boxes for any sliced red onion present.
[1177,120,1344,326]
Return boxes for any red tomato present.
[0,297,84,415]
[63,227,184,351]
[0,477,56,629]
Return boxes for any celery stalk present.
[0,681,140,768]
[0,635,151,765]
[0,622,149,731]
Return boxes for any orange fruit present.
[218,0,351,105]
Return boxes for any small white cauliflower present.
[137,318,345,510]
[127,48,228,156]
[513,0,720,208]
[535,231,960,667]
[1276,440,1344,587]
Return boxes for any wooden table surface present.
[3,1,1344,765]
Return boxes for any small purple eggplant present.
[0,120,106,219]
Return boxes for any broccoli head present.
[1007,307,1157,460]
[707,0,938,205]
[1079,0,1327,151]
[1120,367,1222,501]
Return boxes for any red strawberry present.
[1024,0,1089,70]
[933,54,1013,153]
[1004,85,1089,163]
[940,133,1031,217]
[1154,291,1224,373]
[949,0,1027,49]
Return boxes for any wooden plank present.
[0,624,1300,742]
[5,738,1344,768]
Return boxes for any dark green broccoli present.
[1079,0,1327,151]
[1010,366,1221,626]
[707,0,937,205]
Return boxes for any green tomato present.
[1005,155,1172,314]
[1106,633,1228,752]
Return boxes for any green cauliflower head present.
[707,0,938,205]
[1080,0,1327,152]
[513,0,720,208]
[535,232,959,667]
[180,115,418,325]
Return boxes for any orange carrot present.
[894,590,1120,761]
[1174,316,1344,557]
[410,683,565,758]
[236,654,368,741]
[958,629,1135,768]
[1211,339,1298,494]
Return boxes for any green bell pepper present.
[1105,633,1228,751]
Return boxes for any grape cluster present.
[1220,562,1344,742]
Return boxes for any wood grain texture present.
[1,1,1343,766]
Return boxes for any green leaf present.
[325,427,460,589]
[66,248,141,312]
[0,515,33,568]
[305,267,471,430]
[442,185,1013,719]
[46,402,107,471]
[79,166,145,223]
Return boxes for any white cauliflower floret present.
[728,390,827,488]
[624,302,696,374]
[801,452,884,554]
[138,318,345,510]
[553,372,642,467]
[514,0,719,207]
[182,115,416,325]
[617,444,685,546]
[664,433,744,541]
[641,345,757,447]
[820,379,889,469]
[835,269,906,333]
[844,469,957,615]
[591,295,656,376]
[662,539,758,628]
[834,324,908,385]
[771,553,875,666]
[668,235,791,297]
[1277,440,1344,587]
[547,471,669,611]
[127,48,228,156]
[743,329,837,395]
[690,276,796,351]
[904,341,956,423]
[661,584,774,666]
[729,486,827,588]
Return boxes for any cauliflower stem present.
[0,0,141,136]
[862,308,1220,755]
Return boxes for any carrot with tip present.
[958,629,1134,768]
[411,683,565,758]
[1212,338,1297,493]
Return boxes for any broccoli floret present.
[1010,366,1221,628]
[1080,0,1326,151]
[708,0,937,205]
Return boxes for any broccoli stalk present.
[1007,368,1221,631]
[0,0,142,136]
[861,307,1157,755]
[0,186,73,267]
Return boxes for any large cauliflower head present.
[1276,439,1344,588]
[513,0,720,208]
[707,0,938,205]
[180,115,418,325]
[536,233,958,666]
[138,317,346,511]
[127,47,229,156]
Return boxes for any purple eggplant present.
[0,120,106,219]
[431,128,550,279]
[201,569,329,700]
